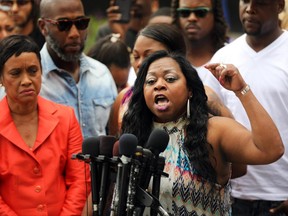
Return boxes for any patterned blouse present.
[152,117,231,216]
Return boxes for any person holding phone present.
[96,0,156,49]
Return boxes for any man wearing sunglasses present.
[171,0,248,180]
[171,0,229,103]
[38,0,117,140]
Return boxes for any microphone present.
[126,146,143,215]
[82,137,101,216]
[132,129,169,215]
[117,133,138,215]
[71,152,90,162]
[98,135,117,216]
[145,129,169,216]
[145,128,169,156]
[110,140,120,216]
[152,156,166,201]
[140,128,169,191]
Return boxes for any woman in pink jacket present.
[0,35,90,215]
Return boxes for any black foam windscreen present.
[99,135,117,157]
[119,133,138,156]
[145,128,169,155]
[82,136,100,157]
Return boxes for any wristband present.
[240,85,250,95]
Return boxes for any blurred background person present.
[171,0,229,67]
[0,34,89,216]
[148,6,172,24]
[87,33,133,93]
[171,0,229,101]
[279,0,288,29]
[0,0,45,47]
[0,8,17,99]
[96,0,155,49]
[0,8,17,40]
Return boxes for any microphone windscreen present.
[119,133,138,156]
[99,135,117,157]
[145,128,169,155]
[113,140,120,156]
[82,136,100,157]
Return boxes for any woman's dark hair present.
[0,34,41,77]
[122,50,216,182]
[171,0,228,53]
[138,23,187,56]
[87,34,131,69]
[25,0,40,28]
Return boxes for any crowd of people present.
[0,0,287,215]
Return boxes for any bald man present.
[38,0,117,139]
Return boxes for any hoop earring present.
[187,97,191,118]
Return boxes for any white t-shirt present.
[127,67,137,86]
[195,64,225,102]
[210,31,288,200]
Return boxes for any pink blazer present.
[0,96,90,216]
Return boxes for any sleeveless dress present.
[152,117,231,216]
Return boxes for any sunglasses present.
[177,7,212,18]
[0,0,30,7]
[42,17,90,32]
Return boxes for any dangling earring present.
[187,97,191,118]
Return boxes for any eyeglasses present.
[0,0,30,7]
[177,7,212,18]
[42,17,90,32]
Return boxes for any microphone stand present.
[97,155,111,216]
[151,156,168,216]
[90,156,100,216]
[134,187,170,216]
[110,158,122,216]
[126,159,141,216]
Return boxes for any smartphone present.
[114,0,133,23]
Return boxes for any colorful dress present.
[153,117,231,216]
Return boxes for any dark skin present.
[177,0,246,179]
[105,0,153,41]
[205,80,247,179]
[239,0,284,52]
[239,0,286,214]
[38,0,87,83]
[178,0,216,67]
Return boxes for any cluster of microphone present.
[72,128,170,216]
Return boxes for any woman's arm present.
[60,108,91,216]
[204,85,247,178]
[205,63,284,165]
